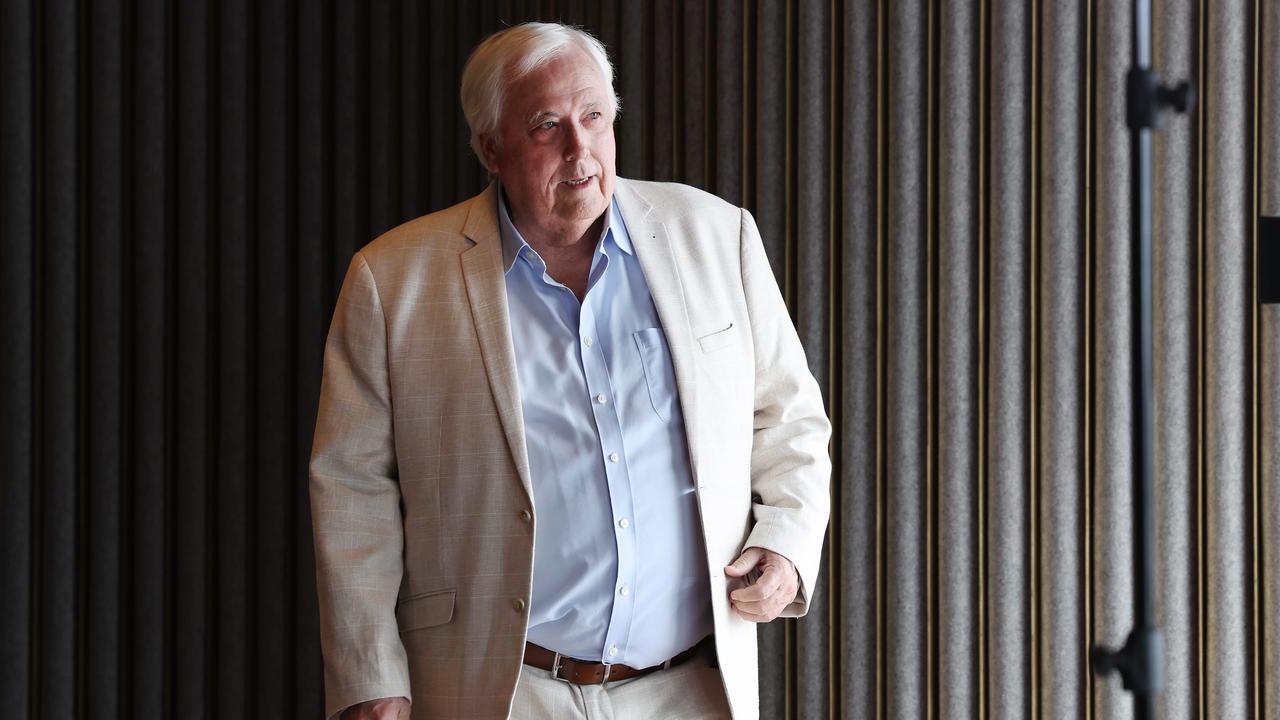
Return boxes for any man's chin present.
[555,196,610,223]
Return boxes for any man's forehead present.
[511,78,609,123]
[509,51,605,98]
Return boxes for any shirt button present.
[619,585,629,596]
[618,518,629,529]
[608,452,619,463]
[513,598,526,612]
[608,646,619,657]
[519,509,532,522]
[584,336,594,347]
[595,393,607,404]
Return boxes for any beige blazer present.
[309,178,831,720]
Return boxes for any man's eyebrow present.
[526,101,604,125]
[526,110,557,125]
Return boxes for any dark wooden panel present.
[0,2,1259,719]
[128,0,173,715]
[0,2,33,715]
[617,0,645,177]
[85,0,126,712]
[793,1,834,719]
[293,1,332,716]
[254,0,294,716]
[838,0,882,715]
[173,0,213,716]
[37,0,81,717]
[213,0,254,713]
[713,0,744,204]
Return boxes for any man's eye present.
[586,111,602,121]
[538,120,557,130]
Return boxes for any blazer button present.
[520,509,532,522]
[513,597,527,612]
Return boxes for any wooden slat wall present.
[0,1,1274,718]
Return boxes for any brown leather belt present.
[523,635,712,685]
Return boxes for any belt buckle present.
[551,651,570,684]
[551,651,613,687]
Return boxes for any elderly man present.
[310,22,830,720]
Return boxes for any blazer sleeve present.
[309,251,413,719]
[737,208,833,618]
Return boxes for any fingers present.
[724,546,764,577]
[729,562,783,603]
[730,586,790,617]
[732,604,772,623]
[725,548,799,622]
[342,698,410,720]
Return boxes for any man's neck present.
[511,212,607,257]
[499,185,609,253]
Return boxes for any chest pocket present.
[633,327,678,423]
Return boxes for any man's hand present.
[724,546,800,622]
[341,697,410,720]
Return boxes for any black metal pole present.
[1091,0,1192,715]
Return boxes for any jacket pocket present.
[396,589,456,632]
[696,323,738,354]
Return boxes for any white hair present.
[460,22,620,169]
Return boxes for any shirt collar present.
[496,184,633,275]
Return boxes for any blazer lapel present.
[459,183,534,500]
[614,180,703,481]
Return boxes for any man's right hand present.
[341,697,410,720]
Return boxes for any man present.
[310,22,830,720]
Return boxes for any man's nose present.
[563,124,587,162]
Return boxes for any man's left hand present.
[724,546,799,622]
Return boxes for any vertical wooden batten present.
[1204,0,1252,714]
[987,1,1033,716]
[793,0,832,716]
[838,0,879,715]
[1152,0,1199,717]
[937,0,982,716]
[826,0,844,715]
[977,0,991,714]
[0,0,35,707]
[1261,0,1280,716]
[1030,0,1043,713]
[874,0,889,716]
[885,0,927,715]
[925,0,940,715]
[1248,0,1266,716]
[1195,0,1211,713]
[1084,0,1097,715]
[1091,0,1139,716]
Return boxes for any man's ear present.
[480,135,500,174]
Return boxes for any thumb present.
[724,547,764,577]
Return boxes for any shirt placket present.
[576,250,638,666]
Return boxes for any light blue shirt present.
[498,190,713,667]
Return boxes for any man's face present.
[483,46,616,236]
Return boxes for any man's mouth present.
[562,175,594,187]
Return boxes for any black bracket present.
[1262,216,1280,304]
[1092,626,1166,694]
[1127,67,1195,131]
